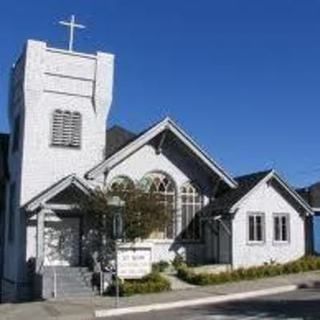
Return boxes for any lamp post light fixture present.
[107,195,125,308]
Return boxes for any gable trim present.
[230,170,313,215]
[25,174,92,212]
[86,117,237,188]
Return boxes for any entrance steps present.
[43,266,95,299]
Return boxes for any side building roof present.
[209,169,312,216]
[297,182,320,210]
[210,170,272,213]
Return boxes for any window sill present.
[50,144,81,150]
[273,241,290,246]
[247,240,265,246]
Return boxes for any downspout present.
[229,209,238,270]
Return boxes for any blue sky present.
[1,0,320,187]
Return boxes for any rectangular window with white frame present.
[273,213,289,243]
[247,212,265,243]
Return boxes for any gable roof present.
[105,125,137,158]
[87,117,237,188]
[210,170,271,213]
[210,169,313,215]
[25,174,92,212]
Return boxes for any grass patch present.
[177,256,320,286]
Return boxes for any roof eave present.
[86,117,237,188]
[25,175,92,212]
[230,170,313,216]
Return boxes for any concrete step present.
[44,269,91,275]
[43,266,94,299]
[56,286,93,294]
[55,291,95,298]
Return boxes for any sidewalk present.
[0,271,319,320]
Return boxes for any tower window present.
[51,110,82,148]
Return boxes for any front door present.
[44,217,80,266]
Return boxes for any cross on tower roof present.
[59,14,86,52]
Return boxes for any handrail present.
[52,267,57,298]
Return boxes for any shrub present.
[172,253,186,270]
[107,272,171,296]
[176,256,320,286]
[152,261,170,273]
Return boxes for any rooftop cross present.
[59,14,86,52]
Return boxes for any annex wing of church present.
[0,39,313,301]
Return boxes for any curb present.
[95,284,298,318]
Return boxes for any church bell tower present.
[10,38,114,205]
[2,18,114,300]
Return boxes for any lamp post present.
[108,196,125,308]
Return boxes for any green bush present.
[176,256,320,286]
[107,272,171,296]
[152,260,170,273]
[172,253,186,270]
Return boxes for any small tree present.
[79,184,170,267]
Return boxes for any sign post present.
[115,238,120,308]
[109,196,125,308]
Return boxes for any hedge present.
[107,272,171,296]
[177,256,320,286]
[152,260,170,273]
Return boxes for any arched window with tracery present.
[109,176,134,192]
[181,182,202,240]
[140,172,176,239]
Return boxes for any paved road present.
[109,288,320,320]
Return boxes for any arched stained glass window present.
[109,176,134,192]
[181,182,202,240]
[141,172,176,239]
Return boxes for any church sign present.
[117,244,152,279]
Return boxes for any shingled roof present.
[210,170,272,213]
[105,125,137,158]
[297,182,320,209]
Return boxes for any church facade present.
[0,39,313,301]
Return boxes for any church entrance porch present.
[44,217,80,267]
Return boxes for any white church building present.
[0,36,313,301]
